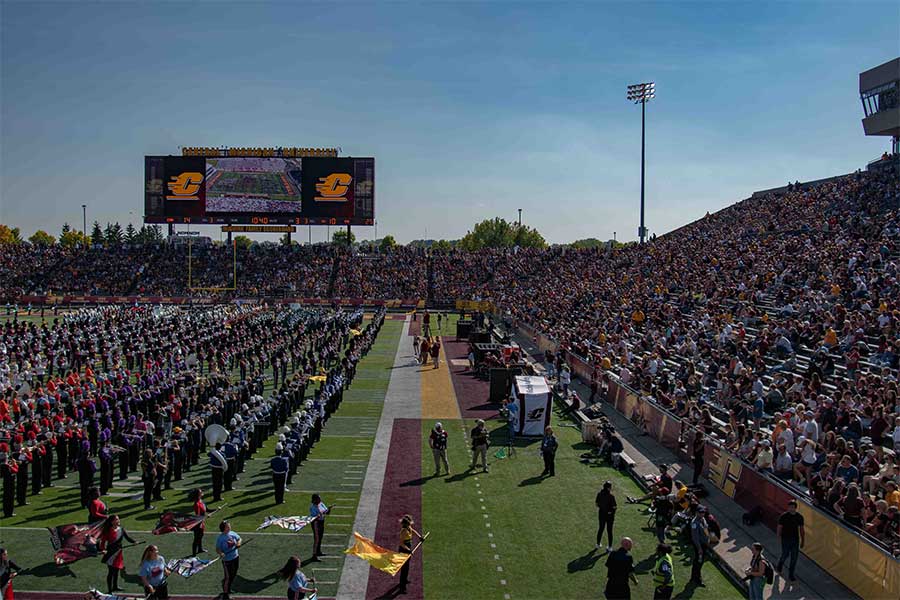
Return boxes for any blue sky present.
[1,1,897,244]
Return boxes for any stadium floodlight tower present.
[627,81,655,244]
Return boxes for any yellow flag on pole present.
[344,532,411,576]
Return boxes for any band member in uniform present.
[216,520,242,600]
[15,448,29,507]
[309,494,330,560]
[139,544,171,600]
[77,441,96,508]
[99,514,136,594]
[0,547,22,600]
[190,488,207,556]
[1,451,16,518]
[398,514,423,595]
[88,487,108,523]
[279,555,317,600]
[271,446,289,505]
[141,448,156,511]
[209,443,227,503]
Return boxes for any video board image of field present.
[205,157,303,213]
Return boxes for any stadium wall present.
[566,349,900,600]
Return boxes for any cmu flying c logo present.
[315,173,352,202]
[166,172,203,200]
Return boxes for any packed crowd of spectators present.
[1,167,899,548]
[332,247,427,299]
[491,169,899,548]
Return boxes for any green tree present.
[332,229,356,246]
[234,235,253,250]
[147,225,164,243]
[380,235,397,251]
[124,223,137,243]
[90,221,104,246]
[570,238,604,249]
[0,225,21,245]
[432,239,453,252]
[59,229,87,248]
[105,222,123,245]
[459,217,546,250]
[29,230,56,246]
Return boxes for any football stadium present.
[1,4,899,600]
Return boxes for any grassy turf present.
[420,406,742,600]
[3,318,403,597]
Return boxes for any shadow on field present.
[373,583,406,600]
[233,572,279,593]
[567,548,605,572]
[22,561,76,579]
[518,475,546,487]
[444,470,477,483]
[400,475,436,487]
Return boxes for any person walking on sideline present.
[692,431,705,485]
[429,423,449,476]
[776,498,805,581]
[595,481,617,552]
[430,338,441,369]
[744,542,768,600]
[689,505,710,586]
[652,543,675,600]
[604,537,638,600]
[470,420,489,472]
[540,426,558,477]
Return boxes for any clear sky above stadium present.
[1,1,897,244]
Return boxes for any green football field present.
[418,409,742,599]
[2,318,403,598]
[3,313,742,599]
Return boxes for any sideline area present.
[339,316,740,599]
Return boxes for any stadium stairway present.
[328,252,341,297]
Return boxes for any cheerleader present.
[190,488,207,556]
[277,556,317,600]
[98,515,136,593]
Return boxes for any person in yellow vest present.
[823,328,838,348]
[652,542,674,599]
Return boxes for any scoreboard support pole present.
[347,224,352,247]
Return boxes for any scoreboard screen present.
[144,156,374,225]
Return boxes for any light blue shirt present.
[309,501,328,520]
[216,531,241,561]
[288,570,309,592]
[139,556,167,586]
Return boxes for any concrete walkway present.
[337,318,420,600]
[511,333,857,600]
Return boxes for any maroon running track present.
[442,337,497,420]
[366,418,423,599]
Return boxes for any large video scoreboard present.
[144,150,374,225]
